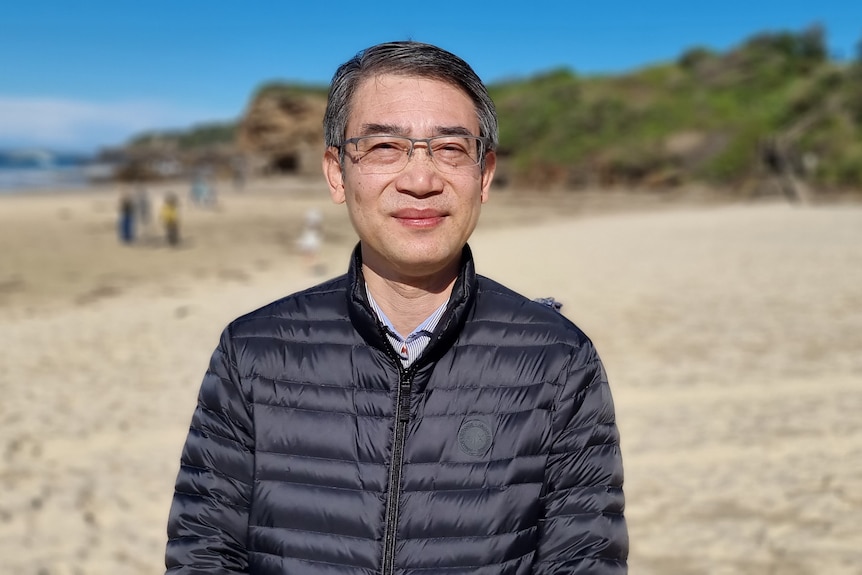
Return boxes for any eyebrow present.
[358,123,406,136]
[434,126,475,137]
[356,124,477,138]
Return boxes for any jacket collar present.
[346,243,478,367]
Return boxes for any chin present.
[392,248,460,277]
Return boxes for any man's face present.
[323,74,496,280]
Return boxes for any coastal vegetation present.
[118,26,862,194]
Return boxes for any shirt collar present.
[365,284,448,342]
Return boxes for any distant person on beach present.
[134,184,152,238]
[159,192,180,247]
[117,189,135,244]
[190,170,214,206]
[295,207,323,274]
[232,156,248,192]
[165,41,627,574]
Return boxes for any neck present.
[362,260,459,337]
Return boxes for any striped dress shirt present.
[365,285,448,367]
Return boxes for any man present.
[165,41,628,574]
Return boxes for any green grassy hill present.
[491,26,861,192]
[121,26,862,194]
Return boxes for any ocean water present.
[0,149,105,193]
[0,165,92,193]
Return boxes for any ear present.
[323,146,346,204]
[480,151,496,204]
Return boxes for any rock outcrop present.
[237,87,327,175]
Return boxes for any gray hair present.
[323,41,498,157]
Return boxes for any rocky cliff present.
[237,86,327,175]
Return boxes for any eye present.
[359,137,409,155]
[432,138,471,159]
[371,140,403,150]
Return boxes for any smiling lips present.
[392,208,446,228]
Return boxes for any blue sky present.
[1,1,858,152]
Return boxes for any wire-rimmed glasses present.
[340,135,488,174]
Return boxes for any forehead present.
[346,73,479,135]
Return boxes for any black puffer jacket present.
[166,245,627,574]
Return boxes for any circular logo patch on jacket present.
[457,419,493,457]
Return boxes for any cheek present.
[346,175,390,211]
[344,183,379,228]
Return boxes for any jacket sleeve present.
[165,326,255,574]
[533,344,628,574]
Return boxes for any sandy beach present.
[1,176,860,574]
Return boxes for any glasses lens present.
[352,136,410,173]
[429,137,482,171]
[349,136,483,174]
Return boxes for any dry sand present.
[0,176,860,575]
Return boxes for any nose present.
[396,143,443,195]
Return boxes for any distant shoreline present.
[0,165,96,194]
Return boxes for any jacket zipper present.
[382,362,415,575]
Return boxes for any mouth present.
[392,208,447,229]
